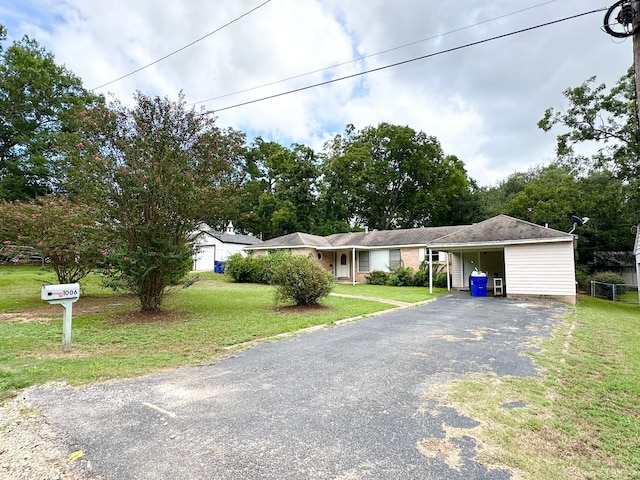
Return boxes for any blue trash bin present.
[470,272,488,297]
[214,261,224,274]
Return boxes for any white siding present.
[451,253,463,288]
[504,242,575,296]
[193,238,247,270]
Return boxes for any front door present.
[462,252,477,288]
[337,251,350,278]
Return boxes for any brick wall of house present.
[401,247,423,271]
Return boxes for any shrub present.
[366,270,389,285]
[588,271,627,299]
[413,269,429,287]
[225,253,256,283]
[575,263,593,291]
[434,271,449,288]
[253,250,290,284]
[272,254,334,306]
[226,252,292,284]
[386,266,414,286]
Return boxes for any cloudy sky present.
[1,0,632,186]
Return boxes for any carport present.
[427,215,577,304]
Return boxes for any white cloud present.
[2,0,632,186]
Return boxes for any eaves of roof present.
[428,236,574,250]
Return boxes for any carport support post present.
[445,252,450,291]
[352,248,356,285]
[428,247,433,294]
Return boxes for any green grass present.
[333,283,446,302]
[4,267,637,477]
[439,295,640,479]
[0,267,403,400]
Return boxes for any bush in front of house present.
[365,270,389,285]
[272,254,335,306]
[366,267,447,288]
[225,251,291,284]
[412,269,429,287]
[387,266,415,286]
[225,253,257,283]
[251,250,290,284]
[433,271,449,288]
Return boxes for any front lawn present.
[0,267,416,400]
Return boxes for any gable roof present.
[194,225,263,246]
[428,215,573,248]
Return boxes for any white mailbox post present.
[41,283,80,352]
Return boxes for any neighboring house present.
[192,222,262,271]
[593,251,637,286]
[245,215,577,304]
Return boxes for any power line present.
[192,0,558,106]
[92,0,273,91]
[207,8,605,114]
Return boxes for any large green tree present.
[538,67,640,220]
[234,139,320,239]
[66,92,244,311]
[502,164,634,263]
[0,25,101,200]
[321,123,476,229]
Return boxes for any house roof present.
[250,232,333,249]
[208,232,263,245]
[427,215,573,248]
[325,225,465,248]
[245,215,574,251]
[194,224,263,246]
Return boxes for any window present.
[421,248,444,264]
[389,249,401,270]
[359,251,370,272]
[340,254,347,266]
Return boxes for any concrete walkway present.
[329,292,417,308]
[27,293,567,479]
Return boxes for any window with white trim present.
[389,249,401,270]
[359,251,370,272]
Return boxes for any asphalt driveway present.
[28,293,567,479]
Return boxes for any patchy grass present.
[0,267,399,401]
[437,296,640,479]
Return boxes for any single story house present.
[192,222,262,271]
[245,215,577,304]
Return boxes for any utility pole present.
[604,1,640,116]
[634,1,640,121]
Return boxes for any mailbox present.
[41,283,80,301]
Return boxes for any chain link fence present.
[590,281,639,304]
